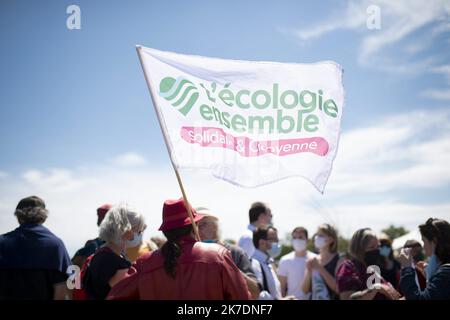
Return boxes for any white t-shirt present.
[277,250,317,299]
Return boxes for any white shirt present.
[251,248,282,300]
[238,224,256,258]
[277,250,317,299]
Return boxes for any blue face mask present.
[202,240,217,244]
[125,232,143,248]
[425,254,441,281]
[268,242,281,258]
[379,246,391,257]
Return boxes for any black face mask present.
[364,249,381,266]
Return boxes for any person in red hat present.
[71,204,112,268]
[107,198,251,300]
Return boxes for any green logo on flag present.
[158,75,340,135]
[159,77,199,116]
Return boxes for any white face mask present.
[314,235,327,250]
[125,231,143,248]
[292,239,307,252]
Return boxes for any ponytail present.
[161,224,193,278]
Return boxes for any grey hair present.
[99,204,146,244]
[15,207,49,224]
[127,210,146,232]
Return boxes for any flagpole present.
[136,45,200,241]
[173,168,200,241]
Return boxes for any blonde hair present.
[349,228,378,262]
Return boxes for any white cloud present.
[358,0,446,63]
[21,168,93,192]
[2,163,447,257]
[329,109,450,193]
[421,89,450,100]
[1,110,450,256]
[0,171,7,178]
[431,65,450,77]
[284,0,450,73]
[292,1,367,41]
[110,152,147,167]
[421,64,450,100]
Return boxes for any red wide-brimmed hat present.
[158,198,204,231]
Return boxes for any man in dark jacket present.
[0,196,71,300]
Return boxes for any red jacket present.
[107,237,251,300]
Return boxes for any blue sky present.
[1,0,450,255]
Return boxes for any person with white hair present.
[108,198,250,300]
[82,204,146,299]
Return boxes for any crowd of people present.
[0,195,449,300]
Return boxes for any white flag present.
[137,46,344,193]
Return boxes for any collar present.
[17,223,50,235]
[253,248,272,264]
[18,223,44,229]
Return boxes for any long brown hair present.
[349,228,377,263]
[161,224,193,278]
[419,218,450,264]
